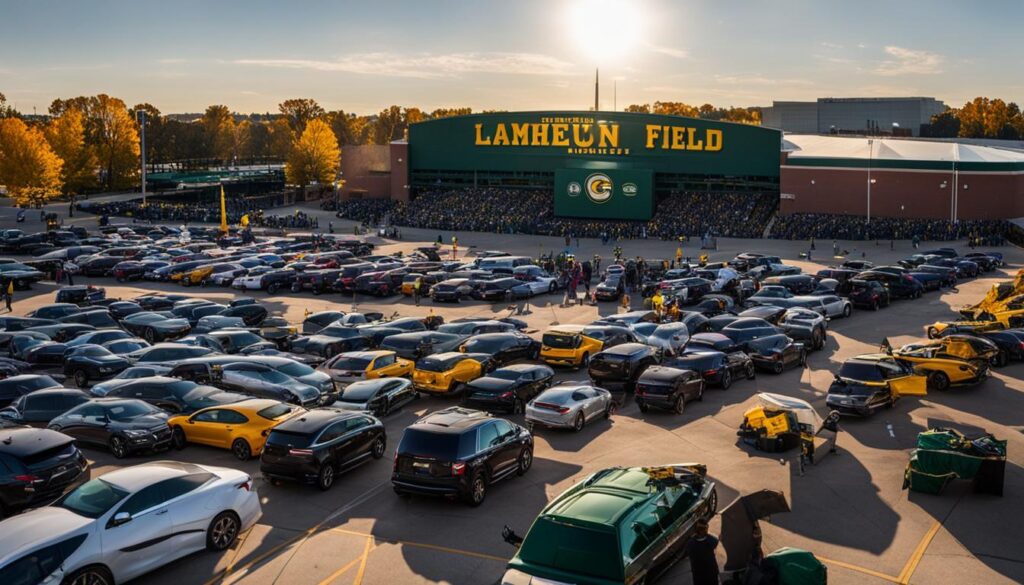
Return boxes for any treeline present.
[926,97,1024,140]
[625,102,762,124]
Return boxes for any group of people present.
[78,194,319,230]
[771,212,1008,244]
[333,188,779,241]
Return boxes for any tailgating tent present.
[757,393,824,434]
[721,490,790,572]
[903,428,1007,496]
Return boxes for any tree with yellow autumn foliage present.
[92,95,140,190]
[285,118,340,187]
[0,117,64,205]
[45,108,97,195]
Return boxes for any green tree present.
[279,98,325,134]
[45,108,97,194]
[373,105,404,144]
[285,118,340,187]
[624,104,651,113]
[92,95,140,190]
[0,92,18,118]
[201,104,235,160]
[268,118,293,160]
[927,110,960,138]
[0,117,63,205]
[429,107,472,119]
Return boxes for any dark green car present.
[501,464,718,585]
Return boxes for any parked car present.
[500,464,717,585]
[459,332,541,366]
[462,364,554,414]
[858,270,924,299]
[392,407,533,506]
[47,398,173,458]
[260,408,387,490]
[746,334,807,374]
[0,461,260,583]
[0,374,63,409]
[331,378,417,416]
[168,398,305,460]
[0,426,89,518]
[847,279,891,310]
[0,388,91,427]
[826,355,927,416]
[104,377,245,414]
[317,350,413,385]
[525,383,615,432]
[379,331,466,360]
[587,343,661,390]
[201,362,325,407]
[63,345,132,387]
[594,274,625,301]
[411,352,493,396]
[666,348,755,389]
[634,366,705,414]
[121,312,191,343]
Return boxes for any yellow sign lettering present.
[670,126,687,150]
[573,124,595,147]
[474,123,491,145]
[598,124,619,148]
[530,123,550,146]
[706,129,723,152]
[551,123,570,146]
[493,123,510,146]
[687,127,704,151]
[510,123,530,146]
[645,124,661,149]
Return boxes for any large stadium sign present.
[406,111,781,220]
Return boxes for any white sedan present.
[512,265,560,296]
[0,461,261,585]
[525,383,615,432]
[814,294,853,318]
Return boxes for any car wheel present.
[466,471,487,507]
[579,352,590,369]
[109,436,128,459]
[512,398,524,415]
[772,361,784,374]
[746,362,756,380]
[65,565,114,585]
[720,369,732,390]
[798,350,807,367]
[171,427,187,450]
[144,327,157,343]
[267,283,280,294]
[232,438,252,461]
[317,462,336,491]
[705,487,719,518]
[814,330,825,350]
[927,327,941,340]
[206,511,241,551]
[572,412,585,432]
[74,369,89,388]
[638,400,649,413]
[371,435,386,459]
[842,304,852,318]
[674,395,686,414]
[516,448,533,476]
[992,351,1008,368]
[872,300,880,311]
[605,401,617,418]
[928,371,951,391]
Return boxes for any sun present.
[569,0,643,63]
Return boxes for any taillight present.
[14,474,39,483]
[289,448,314,457]
[236,478,252,491]
[904,275,914,282]
[393,452,399,471]
[872,295,879,300]
[534,402,568,413]
[704,369,719,376]
[499,391,513,399]
[451,462,466,476]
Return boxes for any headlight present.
[123,429,149,437]
[99,366,115,373]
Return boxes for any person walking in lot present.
[413,277,422,306]
[4,281,12,312]
[686,519,720,585]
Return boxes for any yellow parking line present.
[223,528,253,574]
[329,527,507,562]
[817,556,901,583]
[315,553,363,585]
[351,536,375,585]
[897,521,942,584]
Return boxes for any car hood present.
[284,380,321,400]
[297,371,332,388]
[0,507,92,554]
[467,377,517,393]
[150,318,190,330]
[89,378,137,396]
[111,413,169,428]
[331,400,368,411]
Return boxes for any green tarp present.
[904,428,1006,495]
[763,547,827,585]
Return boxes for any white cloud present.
[647,45,689,60]
[876,46,943,76]
[234,52,576,79]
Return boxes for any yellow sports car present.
[926,320,1004,339]
[891,342,990,391]
[540,325,627,368]
[411,352,492,395]
[318,350,414,384]
[826,354,928,416]
[181,264,216,286]
[168,398,305,460]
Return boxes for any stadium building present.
[336,111,1024,222]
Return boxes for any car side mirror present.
[111,512,132,527]
[502,525,523,547]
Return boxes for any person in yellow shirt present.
[651,289,664,319]
[5,281,12,312]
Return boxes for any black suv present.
[0,426,89,518]
[634,366,705,414]
[462,364,554,414]
[587,343,661,389]
[666,349,755,389]
[847,279,891,310]
[261,408,386,491]
[392,407,533,506]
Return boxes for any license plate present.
[840,399,851,405]
[412,462,430,469]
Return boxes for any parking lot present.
[7,223,1024,585]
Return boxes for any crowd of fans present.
[770,213,1008,244]
[78,193,319,229]
[333,188,778,240]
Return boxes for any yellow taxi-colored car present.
[926,319,1004,339]
[891,342,990,391]
[826,354,928,416]
[181,264,216,286]
[539,325,627,368]
[318,350,413,385]
[168,398,306,460]
[411,352,491,395]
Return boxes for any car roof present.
[639,366,689,381]
[340,350,393,360]
[543,467,671,527]
[273,407,359,434]
[99,460,210,492]
[413,406,491,433]
[600,343,649,356]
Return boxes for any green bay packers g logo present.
[585,173,613,204]
[567,182,582,196]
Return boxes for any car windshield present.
[415,357,455,372]
[115,368,156,380]
[328,356,372,371]
[399,428,475,460]
[266,429,313,448]
[517,518,621,580]
[58,479,128,519]
[1,376,58,393]
[668,353,718,369]
[340,381,383,401]
[319,325,363,338]
[257,403,295,420]
[542,333,579,349]
[76,346,112,357]
[651,326,684,340]
[461,337,509,353]
[107,401,161,420]
[183,387,238,409]
[276,361,314,377]
[488,369,523,381]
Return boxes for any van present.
[478,256,532,275]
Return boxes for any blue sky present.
[1,0,1020,115]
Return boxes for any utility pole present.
[139,110,147,205]
[594,68,599,112]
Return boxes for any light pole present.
[138,110,147,205]
[866,138,874,223]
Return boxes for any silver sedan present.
[525,383,615,432]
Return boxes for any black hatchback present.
[462,364,554,414]
[587,343,661,389]
[47,398,172,458]
[260,408,386,491]
[0,426,89,518]
[392,407,533,506]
